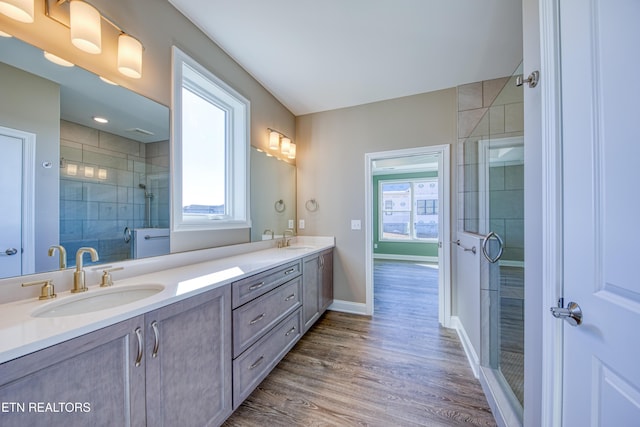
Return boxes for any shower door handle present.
[3,248,18,256]
[481,231,504,263]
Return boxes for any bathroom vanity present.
[0,237,334,427]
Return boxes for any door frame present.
[539,0,564,424]
[364,145,451,325]
[0,125,36,275]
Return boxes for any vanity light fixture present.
[44,51,74,67]
[0,30,13,37]
[269,130,280,150]
[69,0,101,54]
[117,33,142,78]
[66,163,78,176]
[280,137,291,155]
[0,0,34,23]
[267,128,296,160]
[84,166,94,178]
[99,76,117,85]
[44,0,144,78]
[98,168,107,180]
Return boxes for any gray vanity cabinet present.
[0,285,232,427]
[303,249,334,332]
[145,285,232,427]
[0,316,147,427]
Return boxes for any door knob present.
[550,300,582,326]
[4,248,18,256]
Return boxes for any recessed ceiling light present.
[93,116,109,124]
[44,52,74,67]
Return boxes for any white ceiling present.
[169,0,523,115]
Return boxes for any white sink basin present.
[284,246,314,250]
[31,284,165,318]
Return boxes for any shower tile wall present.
[59,120,169,266]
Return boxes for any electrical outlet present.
[299,219,305,229]
[288,219,294,229]
[351,219,361,230]
[374,243,378,249]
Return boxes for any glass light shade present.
[118,34,143,78]
[280,137,291,154]
[287,143,296,159]
[98,168,107,180]
[44,52,74,67]
[0,30,13,37]
[269,131,280,150]
[70,0,102,54]
[84,166,94,178]
[66,163,78,176]
[0,0,34,23]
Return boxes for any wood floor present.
[223,260,496,426]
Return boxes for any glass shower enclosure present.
[458,63,525,417]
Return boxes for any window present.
[380,178,438,241]
[172,47,250,231]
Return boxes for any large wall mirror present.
[0,35,296,281]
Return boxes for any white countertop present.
[0,237,334,364]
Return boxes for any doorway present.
[364,145,451,323]
[0,126,35,279]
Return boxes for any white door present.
[560,0,640,424]
[0,133,23,278]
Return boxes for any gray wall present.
[296,89,456,304]
[0,0,296,253]
[0,62,59,273]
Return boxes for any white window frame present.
[171,46,250,232]
[378,177,439,243]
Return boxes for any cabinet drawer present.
[233,309,301,408]
[233,277,301,357]
[232,260,301,308]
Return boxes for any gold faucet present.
[48,245,67,270]
[72,247,99,293]
[282,229,295,247]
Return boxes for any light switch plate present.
[299,219,305,229]
[351,219,361,230]
[288,219,294,229]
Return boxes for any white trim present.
[328,300,368,315]
[170,46,251,234]
[365,145,451,323]
[373,254,438,263]
[451,316,480,378]
[0,126,36,275]
[540,0,564,425]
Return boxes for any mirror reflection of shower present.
[139,183,154,228]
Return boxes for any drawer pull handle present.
[134,327,143,367]
[285,327,296,337]
[250,313,266,325]
[249,281,265,291]
[249,356,264,370]
[285,294,295,301]
[151,321,160,358]
[284,268,296,275]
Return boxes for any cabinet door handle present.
[151,321,160,358]
[249,313,266,325]
[285,326,296,337]
[134,327,143,367]
[249,281,265,291]
[284,268,296,275]
[249,356,264,370]
[285,293,295,301]
[320,256,324,269]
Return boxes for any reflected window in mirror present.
[172,47,249,231]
